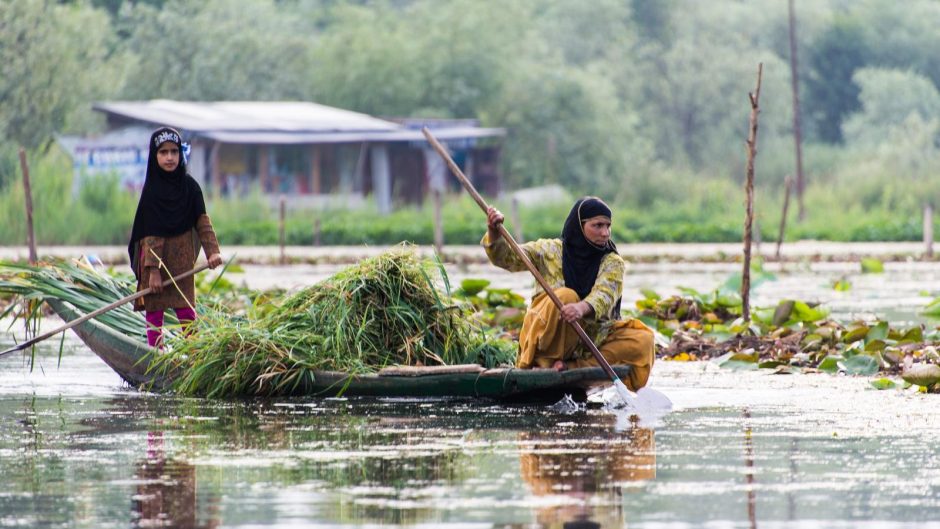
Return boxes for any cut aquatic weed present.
[148,247,516,397]
[0,258,152,342]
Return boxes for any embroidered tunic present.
[134,214,220,312]
[481,232,625,349]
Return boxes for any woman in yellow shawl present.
[482,197,654,391]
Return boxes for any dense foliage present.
[2,0,940,242]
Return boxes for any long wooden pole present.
[422,127,628,390]
[788,0,806,221]
[0,263,210,358]
[18,148,37,264]
[742,63,763,322]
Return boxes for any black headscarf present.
[127,127,207,277]
[561,197,621,315]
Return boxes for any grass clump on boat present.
[0,258,149,341]
[149,247,517,397]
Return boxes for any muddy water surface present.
[2,262,940,528]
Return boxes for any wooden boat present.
[48,298,632,402]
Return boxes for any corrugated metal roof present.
[201,126,505,144]
[93,100,401,133]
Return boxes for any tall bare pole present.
[788,0,806,220]
[742,64,763,322]
[775,176,793,260]
[18,148,37,264]
[279,195,286,265]
[432,189,444,256]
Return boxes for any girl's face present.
[582,216,611,247]
[156,142,180,172]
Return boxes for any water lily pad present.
[900,326,924,343]
[772,300,794,326]
[870,378,899,390]
[791,301,828,324]
[860,258,884,274]
[842,325,870,344]
[459,278,490,296]
[721,360,759,371]
[838,355,880,376]
[818,355,843,374]
[640,288,660,300]
[867,321,889,341]
[832,278,852,291]
[901,364,940,387]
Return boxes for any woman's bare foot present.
[552,360,567,372]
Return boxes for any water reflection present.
[743,408,756,529]
[131,431,220,529]
[517,420,656,528]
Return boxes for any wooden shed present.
[85,100,504,213]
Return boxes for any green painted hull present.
[48,299,631,402]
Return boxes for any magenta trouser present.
[145,308,197,347]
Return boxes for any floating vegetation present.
[633,286,940,390]
[148,247,517,397]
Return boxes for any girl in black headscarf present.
[481,197,655,391]
[128,126,223,348]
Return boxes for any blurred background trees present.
[2,0,940,243]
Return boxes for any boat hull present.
[48,299,632,402]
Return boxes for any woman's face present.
[581,216,611,247]
[156,142,180,172]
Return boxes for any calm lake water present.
[2,262,940,528]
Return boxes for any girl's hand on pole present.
[207,253,223,269]
[148,269,163,294]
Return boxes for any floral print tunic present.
[481,233,625,347]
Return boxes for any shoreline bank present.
[0,240,935,266]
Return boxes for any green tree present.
[118,0,315,101]
[841,67,940,208]
[803,15,869,143]
[631,34,791,172]
[0,0,117,151]
[492,62,652,199]
[308,0,524,119]
[842,68,940,147]
[850,0,940,90]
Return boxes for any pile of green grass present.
[148,247,516,397]
[0,258,149,342]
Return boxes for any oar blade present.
[612,378,637,408]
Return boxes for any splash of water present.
[593,385,674,429]
[548,393,584,413]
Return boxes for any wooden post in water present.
[18,148,37,264]
[742,63,763,322]
[924,203,934,258]
[432,189,444,256]
[510,196,524,243]
[775,176,793,260]
[279,195,286,265]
